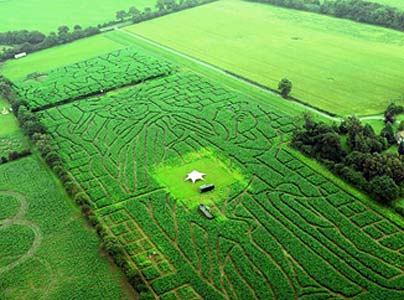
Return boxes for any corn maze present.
[38,71,404,300]
[13,47,176,110]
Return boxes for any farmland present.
[127,0,404,116]
[2,0,404,299]
[0,97,28,158]
[36,57,404,298]
[14,47,176,110]
[0,0,155,33]
[0,33,127,81]
[0,156,133,299]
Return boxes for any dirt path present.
[0,191,42,276]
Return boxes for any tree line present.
[246,0,404,31]
[292,106,404,211]
[0,0,216,62]
[0,75,153,300]
[101,0,216,28]
[0,26,100,61]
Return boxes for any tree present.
[398,120,404,131]
[381,123,395,145]
[278,78,292,98]
[116,10,127,21]
[369,175,399,203]
[57,25,69,35]
[128,6,141,17]
[399,141,404,155]
[73,25,82,31]
[156,0,165,11]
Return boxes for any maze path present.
[39,72,404,299]
[0,191,42,276]
[14,47,177,110]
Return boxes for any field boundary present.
[117,28,388,122]
[284,145,404,228]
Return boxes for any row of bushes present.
[0,149,32,165]
[246,0,404,31]
[0,75,154,299]
[106,0,216,27]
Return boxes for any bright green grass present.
[0,156,134,299]
[0,98,18,136]
[153,150,245,208]
[0,34,126,80]
[0,97,28,158]
[0,0,155,33]
[127,0,404,116]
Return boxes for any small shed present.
[14,52,27,59]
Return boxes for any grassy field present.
[0,97,28,158]
[0,156,134,299]
[0,0,155,33]
[0,34,127,80]
[1,29,315,121]
[127,0,404,116]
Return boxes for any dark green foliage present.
[369,176,399,204]
[0,26,100,61]
[292,114,345,162]
[278,78,292,98]
[293,111,404,203]
[246,0,404,31]
[399,141,404,155]
[381,123,396,145]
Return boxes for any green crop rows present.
[0,157,131,299]
[39,70,404,299]
[14,47,176,110]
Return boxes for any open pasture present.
[0,157,133,299]
[127,0,404,116]
[0,0,154,33]
[39,69,404,299]
[0,33,127,81]
[0,98,28,158]
[14,47,176,110]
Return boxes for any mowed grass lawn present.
[127,0,404,116]
[0,0,155,33]
[0,98,18,136]
[0,34,126,80]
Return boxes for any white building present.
[14,52,27,59]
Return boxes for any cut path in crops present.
[0,157,134,299]
[0,0,155,33]
[0,191,42,276]
[39,69,404,299]
[127,0,404,116]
